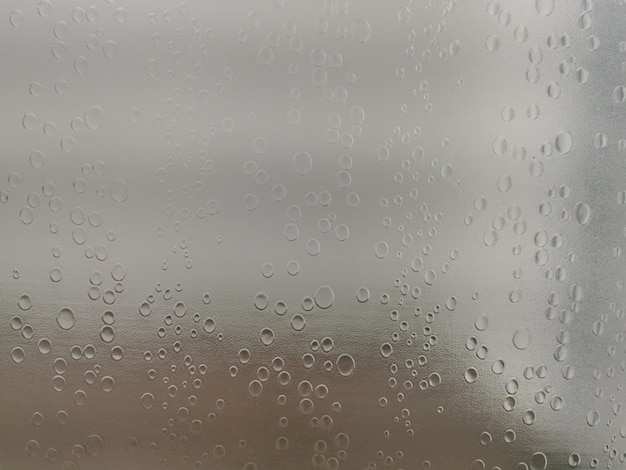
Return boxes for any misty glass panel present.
[2,1,626,469]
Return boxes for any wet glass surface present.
[1,1,626,469]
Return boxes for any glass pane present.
[2,1,625,469]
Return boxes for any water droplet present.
[574,202,591,225]
[336,354,355,376]
[291,314,306,331]
[257,46,274,66]
[428,373,441,387]
[249,380,263,397]
[10,10,24,28]
[26,439,40,456]
[522,409,536,425]
[244,193,259,211]
[59,134,75,154]
[287,260,300,275]
[351,19,371,44]
[474,315,488,331]
[204,318,216,334]
[57,307,76,330]
[292,151,312,175]
[555,131,573,154]
[141,392,155,409]
[479,432,492,446]
[568,453,581,467]
[84,434,104,456]
[304,238,319,256]
[483,229,498,247]
[275,436,289,451]
[110,179,129,203]
[535,0,555,16]
[381,343,393,358]
[503,396,516,412]
[260,328,275,346]
[145,58,159,78]
[334,224,349,241]
[22,112,38,132]
[314,286,334,309]
[530,452,547,470]
[38,338,51,355]
[550,395,563,410]
[424,270,437,285]
[254,292,268,310]
[53,375,66,392]
[111,346,124,361]
[513,328,531,350]
[84,105,103,130]
[139,302,151,317]
[356,287,370,303]
[485,34,500,51]
[261,262,275,278]
[103,40,118,59]
[11,347,25,363]
[100,325,115,343]
[464,367,478,383]
[284,223,299,241]
[101,376,115,392]
[375,241,389,259]
[18,294,32,311]
[173,301,187,317]
[503,429,516,443]
[586,409,600,426]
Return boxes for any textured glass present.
[1,1,626,469]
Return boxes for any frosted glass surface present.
[1,1,626,469]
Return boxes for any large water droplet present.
[57,307,75,330]
[291,314,306,331]
[513,328,531,350]
[314,286,334,309]
[336,354,355,376]
[464,367,478,383]
[574,202,592,225]
[248,380,263,397]
[530,452,547,470]
[204,318,216,334]
[374,241,389,259]
[555,131,573,154]
[292,151,312,175]
[84,434,104,456]
[586,410,600,426]
[351,19,371,44]
[535,0,555,16]
[18,294,32,311]
[260,328,275,346]
[84,105,104,130]
[110,179,129,203]
[11,347,25,363]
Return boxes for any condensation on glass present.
[1,0,626,469]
